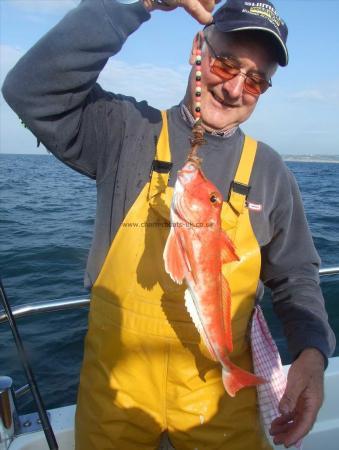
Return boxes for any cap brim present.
[214,24,289,66]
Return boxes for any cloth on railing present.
[251,305,302,449]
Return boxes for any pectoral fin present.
[220,231,239,264]
[163,228,186,284]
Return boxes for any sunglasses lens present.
[245,77,269,95]
[211,59,239,81]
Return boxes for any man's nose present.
[222,73,245,98]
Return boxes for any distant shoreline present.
[283,158,339,164]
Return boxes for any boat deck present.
[6,357,339,450]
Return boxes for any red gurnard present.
[163,159,264,397]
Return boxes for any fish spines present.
[184,288,218,361]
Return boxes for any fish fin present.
[221,275,233,353]
[220,231,239,264]
[184,288,218,361]
[163,228,186,284]
[176,231,194,275]
[174,229,200,285]
[222,362,266,397]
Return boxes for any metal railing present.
[0,267,338,325]
[319,266,339,276]
[0,297,89,325]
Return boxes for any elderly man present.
[2,1,335,449]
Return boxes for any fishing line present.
[0,279,58,450]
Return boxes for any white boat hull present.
[8,357,339,450]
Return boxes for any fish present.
[163,158,265,397]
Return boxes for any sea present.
[0,154,338,414]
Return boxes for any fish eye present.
[210,194,218,203]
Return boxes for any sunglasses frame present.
[203,35,272,96]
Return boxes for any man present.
[2,1,335,449]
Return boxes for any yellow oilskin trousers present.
[75,112,272,450]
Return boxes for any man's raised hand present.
[144,0,221,25]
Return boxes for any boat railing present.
[0,297,89,325]
[0,266,338,325]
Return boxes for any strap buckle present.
[230,181,251,197]
[151,160,173,175]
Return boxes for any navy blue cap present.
[211,0,288,66]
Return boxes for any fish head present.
[173,160,223,226]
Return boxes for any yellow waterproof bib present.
[75,112,271,450]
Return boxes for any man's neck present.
[180,103,238,138]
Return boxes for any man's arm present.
[261,168,335,364]
[144,0,216,24]
[260,166,336,446]
[1,0,217,180]
[1,1,152,179]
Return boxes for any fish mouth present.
[174,165,196,220]
[172,184,193,225]
[173,161,203,223]
[172,184,186,221]
[177,161,199,186]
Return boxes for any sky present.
[0,0,338,155]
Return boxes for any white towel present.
[251,305,302,449]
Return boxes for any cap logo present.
[243,1,284,32]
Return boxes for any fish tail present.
[222,362,266,397]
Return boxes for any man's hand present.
[143,0,221,25]
[270,348,325,448]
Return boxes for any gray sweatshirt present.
[2,0,335,363]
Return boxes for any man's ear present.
[189,31,204,66]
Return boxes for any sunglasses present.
[204,36,272,96]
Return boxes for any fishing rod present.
[0,279,58,450]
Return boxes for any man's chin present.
[201,113,236,133]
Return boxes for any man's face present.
[185,30,278,131]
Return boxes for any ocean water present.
[0,154,338,414]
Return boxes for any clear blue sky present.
[1,0,338,155]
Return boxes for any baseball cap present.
[210,0,288,66]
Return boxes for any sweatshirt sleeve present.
[260,166,336,364]
[1,0,151,180]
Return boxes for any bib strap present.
[148,111,172,199]
[228,136,257,214]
